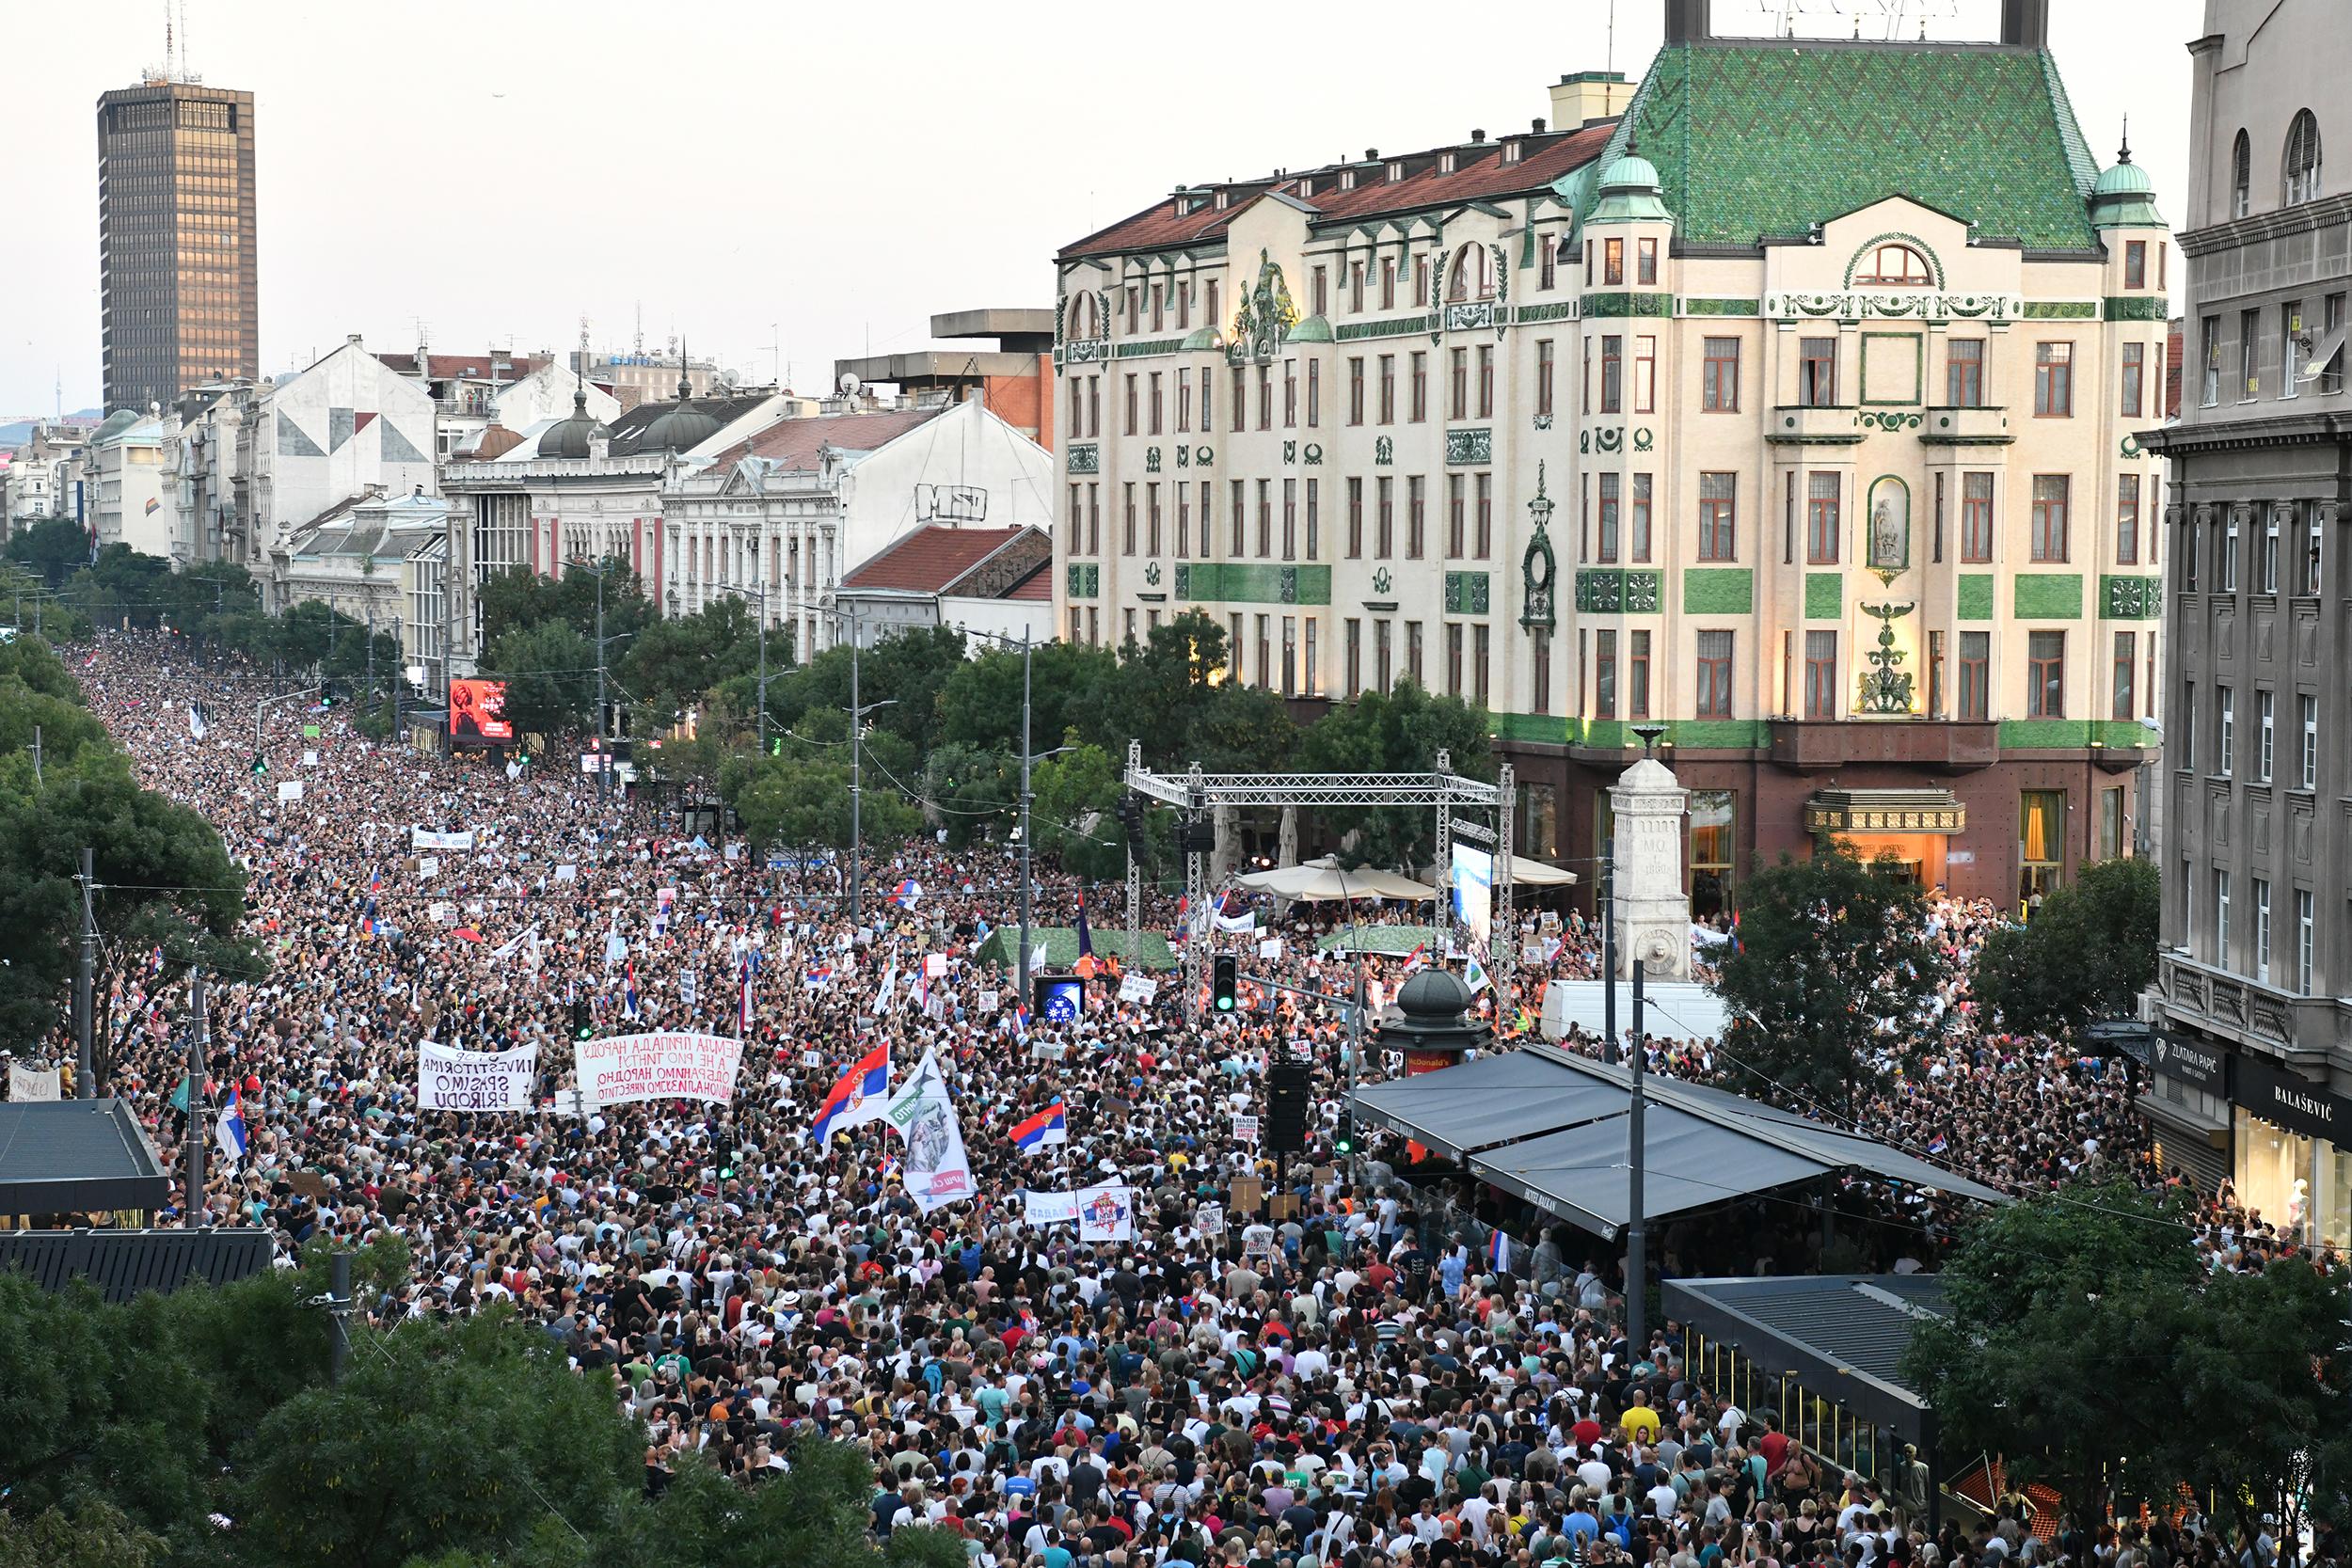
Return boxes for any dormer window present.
[1856,244,1933,286]
[1340,167,1358,192]
[1438,151,1458,175]
[1215,189,1231,211]
[1386,161,1404,184]
[1297,177,1313,198]
[1502,138,1522,166]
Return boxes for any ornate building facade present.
[1051,2,2170,916]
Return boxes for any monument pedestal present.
[1610,756,1692,982]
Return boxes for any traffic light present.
[1213,954,1238,1013]
[1333,1115,1357,1155]
[714,1129,736,1180]
[571,998,592,1039]
[320,691,336,708]
[247,752,267,775]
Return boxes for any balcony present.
[2154,951,2344,1059]
[1767,718,2000,773]
[1917,405,2013,446]
[1765,404,1864,446]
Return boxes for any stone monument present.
[1609,731,1691,981]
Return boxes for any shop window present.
[1519,782,1559,860]
[2099,785,2124,862]
[1691,790,1736,918]
[2020,790,2066,913]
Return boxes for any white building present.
[84,407,177,559]
[663,395,1056,657]
[274,486,456,629]
[836,524,1057,652]
[3,423,93,532]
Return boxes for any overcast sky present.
[2,0,2201,420]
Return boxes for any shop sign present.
[2233,1053,2351,1144]
[2151,1030,2228,1092]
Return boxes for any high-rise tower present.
[96,72,257,414]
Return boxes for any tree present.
[0,1500,163,1568]
[723,751,922,852]
[1030,742,1129,880]
[228,1305,638,1568]
[1296,677,1493,870]
[624,595,771,723]
[1705,842,1949,1118]
[477,557,654,653]
[3,516,89,589]
[920,743,1017,850]
[1904,1180,2352,1533]
[1972,857,2160,1039]
[1073,612,1230,768]
[483,621,597,739]
[935,640,1116,757]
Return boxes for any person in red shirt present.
[1572,1416,1604,1449]
[1757,1412,1791,1476]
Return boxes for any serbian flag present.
[736,954,755,1036]
[215,1085,248,1164]
[1487,1229,1511,1273]
[892,879,922,910]
[805,963,834,990]
[1730,909,1743,955]
[1073,901,1097,979]
[624,960,640,1019]
[360,896,378,938]
[1010,1101,1068,1152]
[811,1041,890,1147]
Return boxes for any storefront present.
[1802,788,1965,888]
[2232,1053,2352,1249]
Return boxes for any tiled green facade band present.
[1683,567,1754,614]
[1115,339,1189,359]
[1804,572,1843,620]
[1488,714,1773,750]
[1334,315,1436,341]
[1066,563,1101,599]
[2018,300,2098,319]
[1171,562,1332,605]
[2013,572,2084,619]
[1957,574,1994,621]
[1443,573,1491,614]
[1997,719,2159,750]
[2103,296,2169,322]
[1515,302,1579,325]
[2102,575,2163,619]
[1066,444,1099,474]
[1682,298,1761,316]
[1582,292,1675,319]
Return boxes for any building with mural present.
[1050,0,2170,915]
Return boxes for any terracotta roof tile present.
[843,525,1030,594]
[1061,121,1615,259]
[701,407,944,472]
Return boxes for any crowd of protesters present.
[24,635,2328,1568]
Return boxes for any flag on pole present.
[1402,942,1429,972]
[1073,902,1097,978]
[1009,1101,1069,1151]
[1026,942,1049,975]
[872,959,898,1015]
[624,961,640,1019]
[892,879,922,910]
[737,954,755,1037]
[811,1041,891,1147]
[1487,1229,1510,1273]
[215,1085,248,1164]
[1464,958,1490,993]
[187,704,206,740]
[804,963,834,990]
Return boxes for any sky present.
[0,0,2203,420]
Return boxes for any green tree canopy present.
[1705,842,1950,1118]
[477,557,654,653]
[482,621,597,739]
[1295,678,1492,870]
[1972,857,2160,1039]
[934,640,1116,757]
[3,516,90,589]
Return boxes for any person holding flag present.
[1009,1100,1067,1152]
[810,1040,891,1148]
[215,1085,248,1164]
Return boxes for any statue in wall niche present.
[1867,479,1910,578]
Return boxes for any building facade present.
[83,407,175,559]
[835,309,1059,442]
[2139,0,2351,1235]
[96,79,258,415]
[1052,3,2169,919]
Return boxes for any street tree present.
[1972,856,2161,1039]
[482,620,598,739]
[1705,842,1949,1118]
[1296,677,1492,871]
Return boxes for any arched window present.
[1069,293,1099,341]
[2233,129,2251,218]
[1447,243,1493,302]
[1856,243,1933,286]
[2283,110,2323,206]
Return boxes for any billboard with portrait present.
[448,679,513,742]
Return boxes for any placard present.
[417,1040,537,1112]
[923,952,948,979]
[1229,1177,1263,1212]
[1076,1182,1136,1242]
[573,1031,744,1108]
[8,1063,60,1101]
[418,857,440,877]
[1258,937,1283,959]
[1232,1114,1261,1145]
[1118,973,1159,1004]
[277,780,303,801]
[411,828,475,851]
[1023,1189,1081,1227]
[301,750,319,767]
[1267,1193,1300,1220]
[1195,1201,1225,1235]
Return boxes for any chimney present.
[1999,0,2049,47]
[1549,71,1633,130]
[1662,0,1710,41]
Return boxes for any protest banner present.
[1076,1183,1136,1242]
[8,1063,60,1101]
[882,1050,974,1212]
[277,781,302,801]
[573,1032,744,1109]
[1118,973,1159,1004]
[416,1040,537,1113]
[411,828,475,850]
[1232,1114,1261,1145]
[1022,1189,1081,1227]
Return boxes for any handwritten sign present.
[417,1040,537,1113]
[573,1031,743,1108]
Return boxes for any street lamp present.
[808,604,894,929]
[565,556,633,798]
[707,580,780,754]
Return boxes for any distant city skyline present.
[3,0,2199,418]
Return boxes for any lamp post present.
[709,581,777,754]
[809,605,890,928]
[962,626,1073,1017]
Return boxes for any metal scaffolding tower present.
[1122,754,1516,1019]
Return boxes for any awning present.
[0,1101,171,1216]
[1348,1044,2007,1237]
[1803,788,1965,835]
[1348,1052,1627,1159]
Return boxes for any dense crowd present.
[30,637,2315,1568]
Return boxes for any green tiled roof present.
[1566,43,2100,251]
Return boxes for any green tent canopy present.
[971,926,1180,973]
[1316,924,1444,956]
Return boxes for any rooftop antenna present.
[1605,0,1614,78]
[633,302,644,360]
